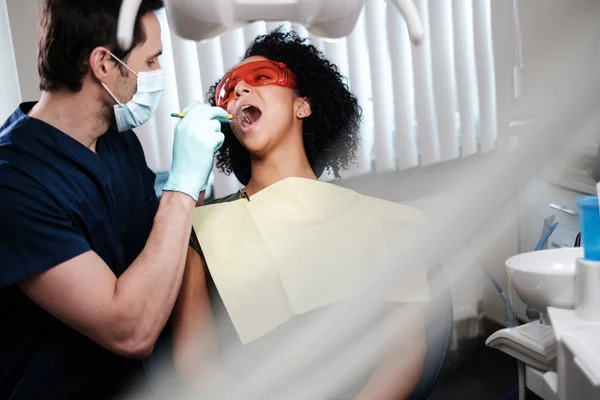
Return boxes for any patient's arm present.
[171,245,223,385]
[354,303,427,400]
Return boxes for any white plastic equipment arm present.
[388,0,424,45]
[117,0,424,51]
[117,0,143,51]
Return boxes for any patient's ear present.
[295,98,312,119]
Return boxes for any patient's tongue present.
[243,106,262,124]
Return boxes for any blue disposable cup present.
[576,196,600,261]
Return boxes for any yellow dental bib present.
[192,177,429,344]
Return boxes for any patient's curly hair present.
[206,27,363,186]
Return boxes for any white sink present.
[506,247,583,313]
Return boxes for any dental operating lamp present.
[116,0,424,51]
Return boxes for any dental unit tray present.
[116,0,424,51]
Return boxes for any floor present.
[425,315,550,400]
[427,334,519,400]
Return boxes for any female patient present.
[171,28,429,399]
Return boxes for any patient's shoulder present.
[190,191,241,257]
[205,191,241,205]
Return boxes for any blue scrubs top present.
[0,103,160,399]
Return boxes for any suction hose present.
[534,222,559,251]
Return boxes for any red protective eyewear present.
[215,60,297,108]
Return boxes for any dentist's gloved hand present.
[162,101,228,201]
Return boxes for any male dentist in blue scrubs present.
[0,0,228,398]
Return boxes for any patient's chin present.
[241,133,272,157]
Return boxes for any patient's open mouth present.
[239,105,262,129]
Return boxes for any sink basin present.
[506,247,583,313]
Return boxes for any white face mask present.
[101,51,165,132]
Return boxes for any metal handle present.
[550,203,578,216]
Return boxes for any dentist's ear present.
[89,48,115,81]
[296,98,312,119]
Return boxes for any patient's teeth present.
[239,105,259,126]
[240,106,252,125]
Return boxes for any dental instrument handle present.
[171,113,233,124]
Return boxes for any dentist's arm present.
[18,102,228,359]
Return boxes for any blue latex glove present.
[162,101,228,201]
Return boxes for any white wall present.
[511,0,600,119]
[0,0,22,122]
[5,0,44,102]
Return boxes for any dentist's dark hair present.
[37,0,164,92]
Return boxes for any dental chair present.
[145,262,454,400]
[408,262,454,400]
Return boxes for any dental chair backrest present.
[116,0,424,51]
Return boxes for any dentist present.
[0,0,226,399]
